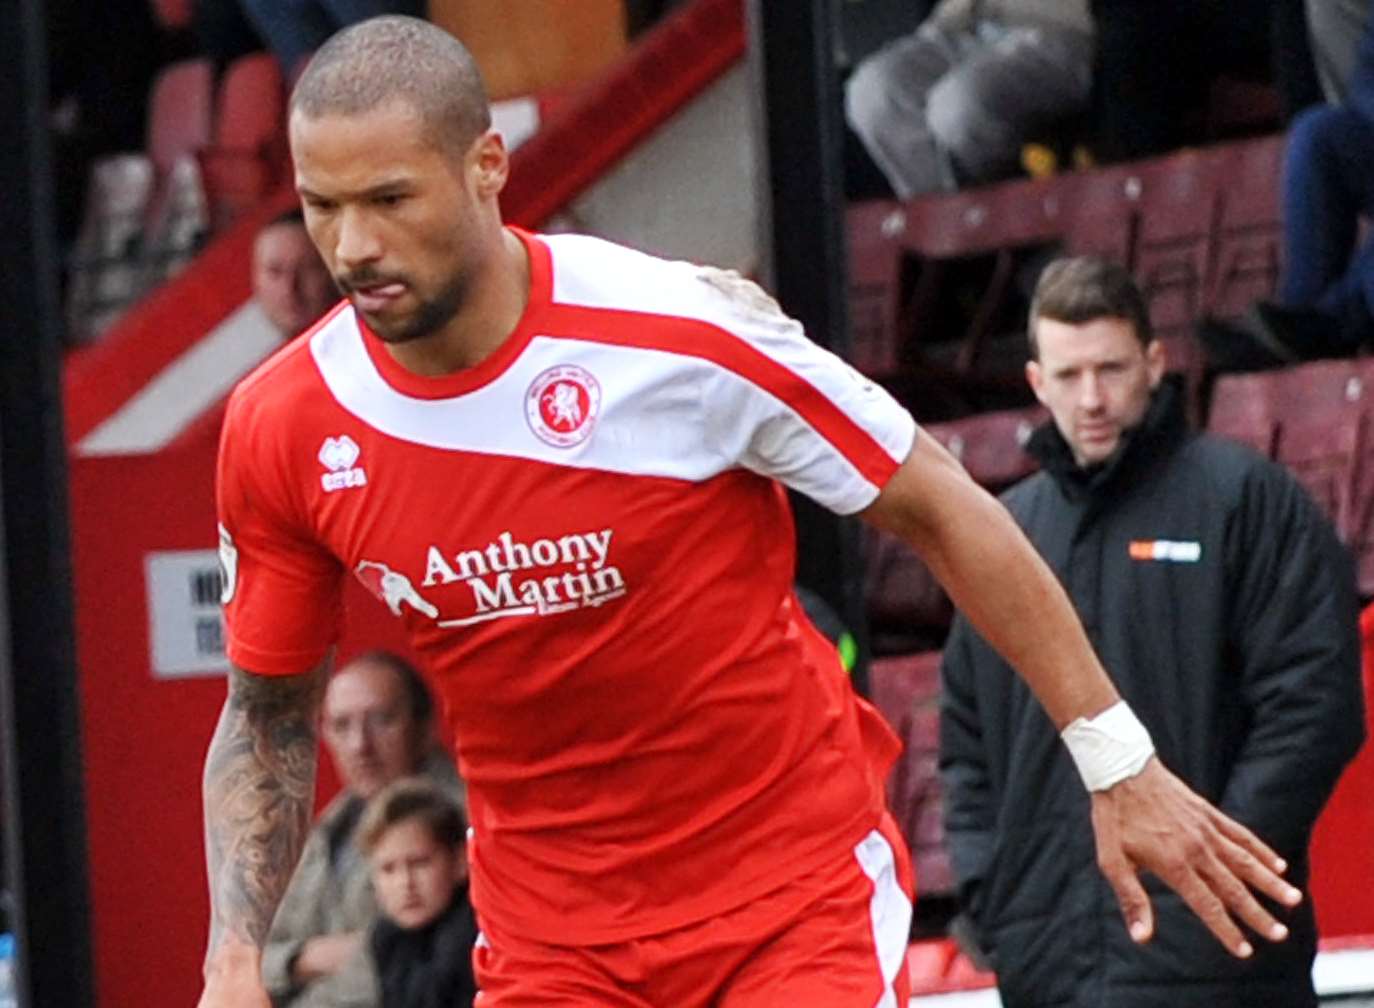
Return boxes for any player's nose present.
[334,207,383,268]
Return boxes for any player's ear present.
[470,129,508,198]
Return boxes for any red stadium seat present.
[149,0,191,29]
[869,652,955,897]
[1206,135,1285,321]
[146,59,214,181]
[864,526,952,655]
[925,404,1046,489]
[1061,165,1134,262]
[200,53,289,230]
[1207,358,1374,594]
[846,199,908,377]
[863,407,1045,652]
[1121,148,1221,334]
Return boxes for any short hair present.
[359,777,467,854]
[290,15,491,153]
[262,208,306,232]
[342,649,434,728]
[1027,255,1152,358]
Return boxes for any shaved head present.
[290,15,491,153]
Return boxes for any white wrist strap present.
[1061,701,1155,792]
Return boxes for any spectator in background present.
[1308,0,1372,100]
[1274,6,1374,353]
[262,651,462,1008]
[360,779,479,1008]
[1201,4,1374,372]
[941,256,1364,1007]
[239,0,426,78]
[252,209,337,340]
[1090,0,1321,163]
[844,0,1094,199]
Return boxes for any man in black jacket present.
[940,256,1366,1007]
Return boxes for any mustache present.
[336,268,408,294]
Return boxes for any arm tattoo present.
[203,662,327,960]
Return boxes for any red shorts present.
[473,813,914,1007]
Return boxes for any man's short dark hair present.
[347,649,434,728]
[1028,256,1152,358]
[264,208,306,231]
[289,15,491,154]
[359,776,467,854]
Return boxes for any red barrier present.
[70,420,415,1008]
[1309,604,1374,937]
[62,189,296,446]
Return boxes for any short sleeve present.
[695,268,917,514]
[217,391,343,674]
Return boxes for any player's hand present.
[1089,756,1302,957]
[197,952,270,1008]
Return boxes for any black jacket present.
[940,378,1365,1008]
[370,884,479,1008]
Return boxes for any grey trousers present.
[1307,0,1373,101]
[845,18,1093,198]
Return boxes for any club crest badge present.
[526,365,601,448]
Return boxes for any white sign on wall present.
[145,549,229,679]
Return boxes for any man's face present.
[321,662,422,800]
[251,222,337,338]
[370,818,466,931]
[290,99,505,346]
[1026,316,1165,467]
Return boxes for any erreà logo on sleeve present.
[1128,539,1202,563]
[319,435,367,492]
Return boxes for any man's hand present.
[197,941,270,1008]
[1090,757,1302,957]
[198,971,270,1008]
[292,932,363,984]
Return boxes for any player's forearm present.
[921,487,1115,728]
[865,439,1117,729]
[202,663,327,973]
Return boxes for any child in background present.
[359,778,479,1008]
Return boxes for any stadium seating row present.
[846,135,1285,388]
[66,52,288,344]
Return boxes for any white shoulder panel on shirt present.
[308,236,913,509]
[309,305,744,483]
[545,232,795,340]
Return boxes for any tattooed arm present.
[198,659,329,1007]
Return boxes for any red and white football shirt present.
[217,229,918,942]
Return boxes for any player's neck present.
[383,227,531,377]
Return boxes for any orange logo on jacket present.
[1129,540,1202,563]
